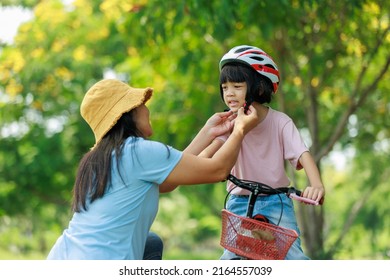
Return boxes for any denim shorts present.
[220,194,310,260]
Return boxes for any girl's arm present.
[159,107,257,192]
[298,151,325,204]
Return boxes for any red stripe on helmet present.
[252,64,279,77]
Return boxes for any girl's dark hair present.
[219,62,274,105]
[72,110,143,212]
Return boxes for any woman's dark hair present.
[219,62,274,105]
[72,110,143,212]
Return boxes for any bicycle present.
[220,174,319,260]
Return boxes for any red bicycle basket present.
[220,209,298,260]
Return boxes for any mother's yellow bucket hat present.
[80,79,153,147]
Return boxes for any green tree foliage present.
[0,0,389,259]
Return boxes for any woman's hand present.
[205,110,236,138]
[233,105,259,135]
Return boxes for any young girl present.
[199,45,325,259]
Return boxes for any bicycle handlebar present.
[227,174,319,205]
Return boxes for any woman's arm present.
[159,106,257,192]
[299,151,325,204]
[198,139,224,158]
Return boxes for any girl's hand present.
[299,152,325,205]
[303,185,325,205]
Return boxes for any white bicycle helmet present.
[219,45,280,93]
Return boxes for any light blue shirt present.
[47,137,182,259]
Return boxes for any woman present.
[47,78,258,260]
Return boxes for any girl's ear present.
[256,80,264,97]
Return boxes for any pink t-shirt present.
[218,107,309,195]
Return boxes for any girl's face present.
[134,104,153,137]
[221,81,247,113]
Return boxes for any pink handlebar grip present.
[289,193,319,205]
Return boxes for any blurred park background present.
[0,0,389,260]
